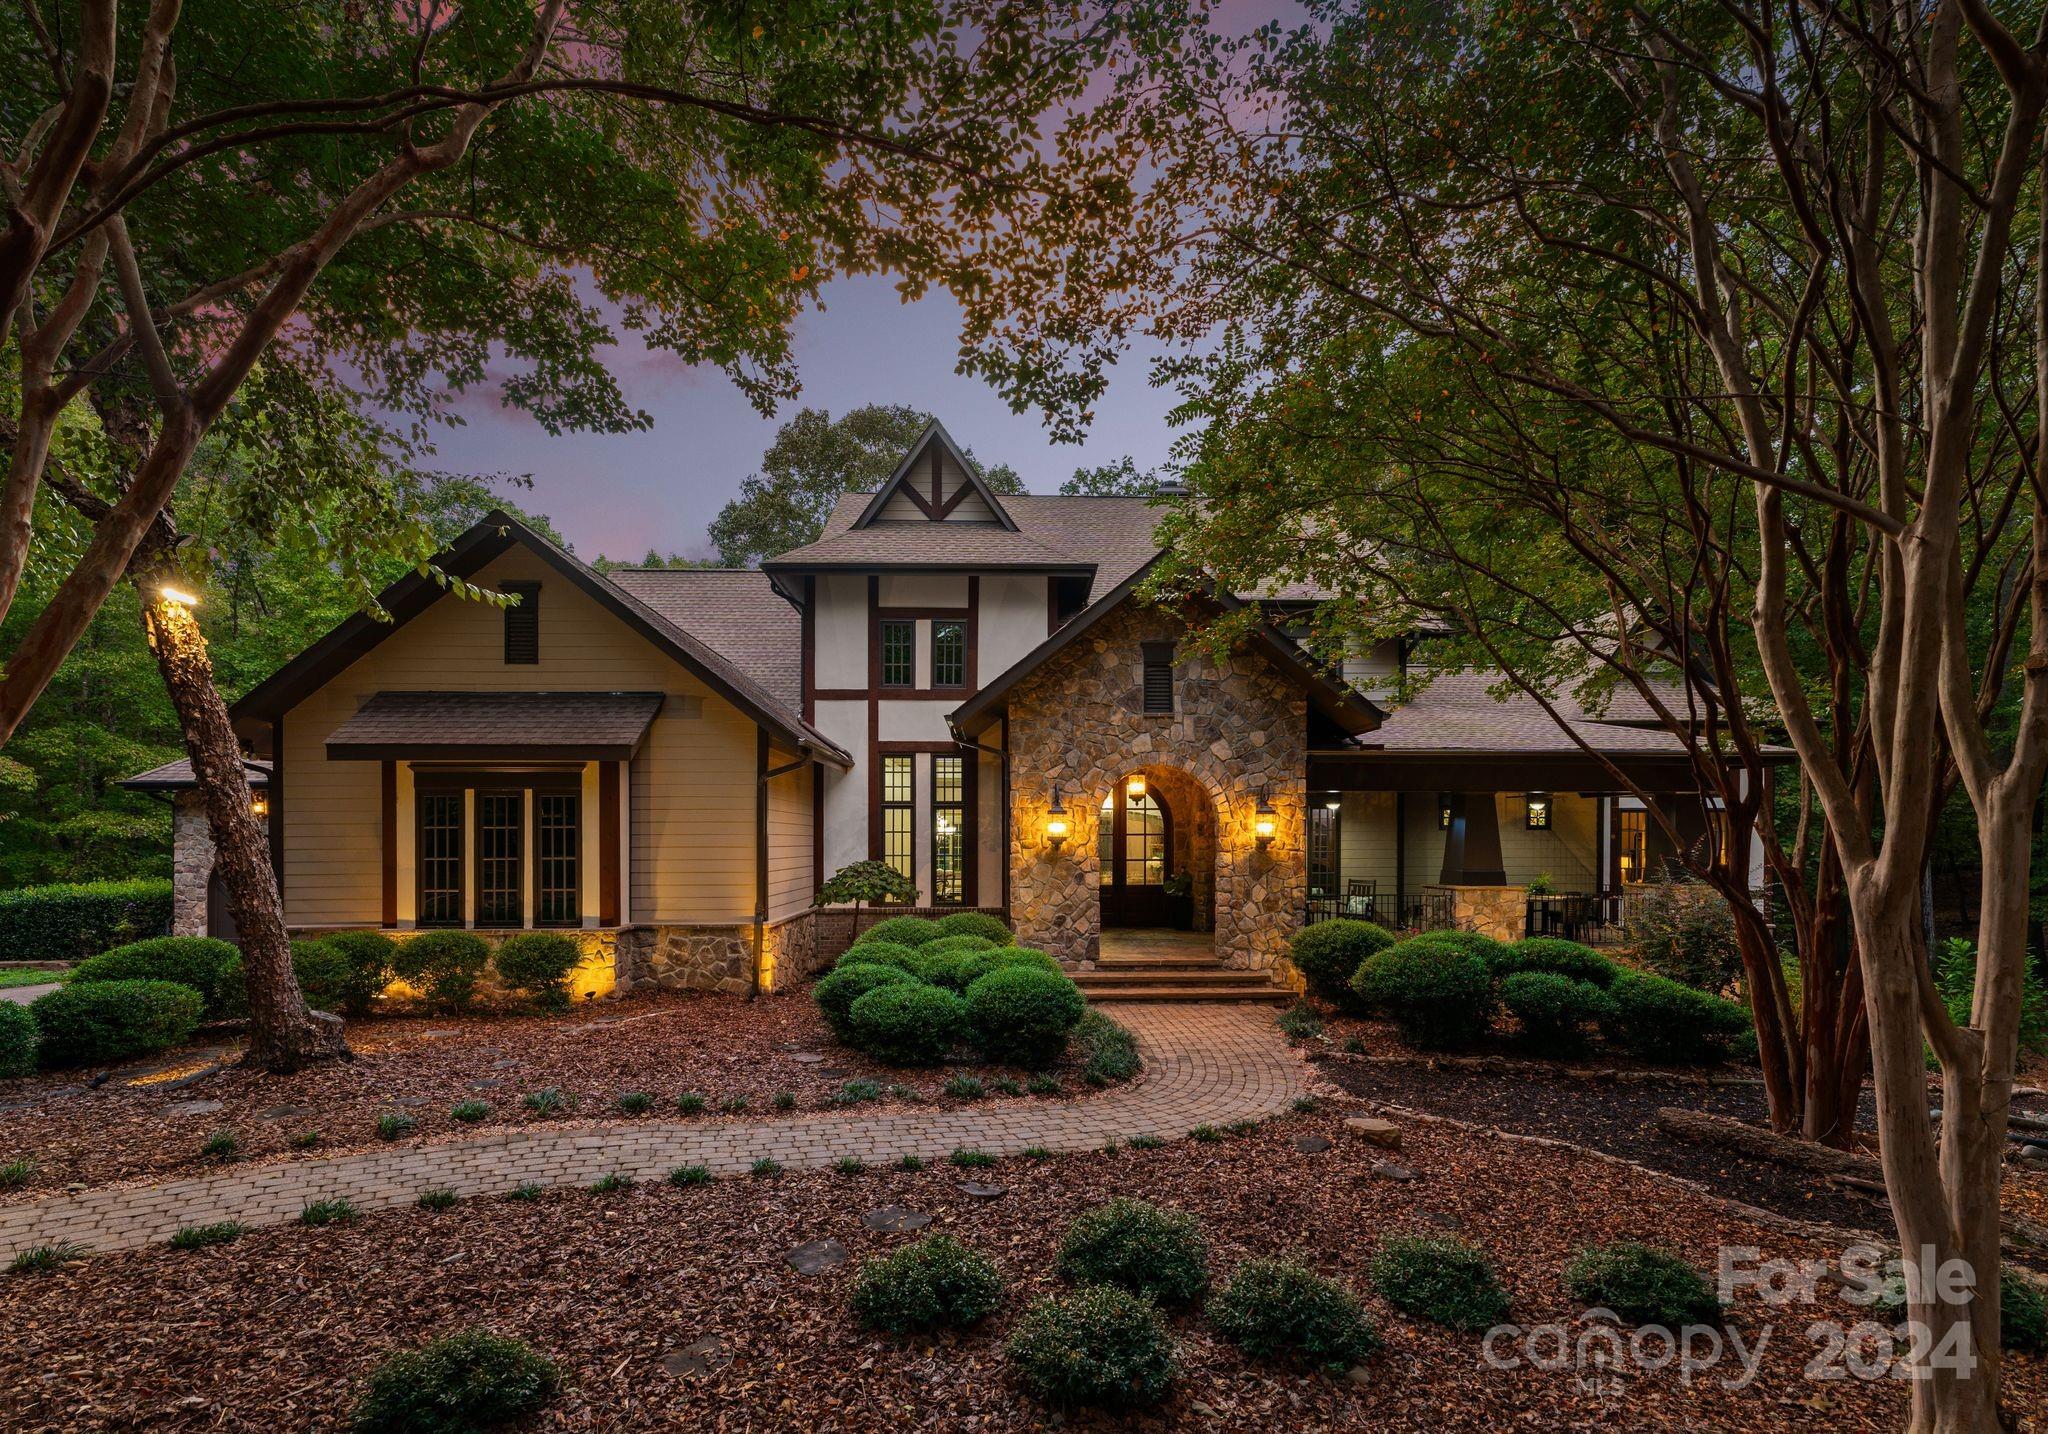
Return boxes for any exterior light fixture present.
[1126,772,1147,800]
[1254,794,1276,847]
[250,791,270,819]
[1323,794,1342,811]
[1044,788,1069,851]
[1525,792,1552,830]
[158,584,199,608]
[1438,795,1453,830]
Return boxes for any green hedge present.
[0,1002,37,1078]
[1289,920,1395,1005]
[845,982,968,1065]
[1600,971,1750,1063]
[317,931,398,1016]
[934,911,1015,945]
[0,879,172,961]
[1485,938,1619,988]
[30,979,203,1067]
[352,1329,560,1433]
[858,915,943,948]
[69,937,246,1021]
[813,963,915,1040]
[392,931,490,1011]
[1351,940,1495,1048]
[964,965,1086,1067]
[1006,1285,1177,1410]
[1499,971,1614,1056]
[494,933,582,1010]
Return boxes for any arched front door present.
[205,867,240,942]
[1098,784,1190,929]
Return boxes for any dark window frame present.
[880,753,915,889]
[879,619,916,689]
[534,789,582,928]
[414,771,582,929]
[931,753,966,904]
[416,789,465,928]
[474,788,524,926]
[931,620,966,689]
[503,582,541,665]
[1308,798,1342,899]
[1099,786,1172,888]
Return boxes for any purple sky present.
[433,273,1184,563]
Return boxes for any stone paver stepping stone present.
[165,1099,224,1117]
[490,1059,520,1070]
[1420,1210,1463,1230]
[956,1182,1007,1200]
[1344,1116,1402,1148]
[1293,1134,1333,1153]
[470,1078,506,1091]
[388,1096,427,1108]
[260,1103,313,1120]
[662,1335,730,1378]
[789,1052,825,1065]
[785,1239,847,1274]
[863,1206,932,1233]
[1371,1161,1420,1181]
[819,1067,851,1079]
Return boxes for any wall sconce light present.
[250,791,270,819]
[1254,794,1276,847]
[1044,787,1069,851]
[1323,794,1342,812]
[1525,792,1552,830]
[1126,772,1147,800]
[1438,795,1453,830]
[158,584,199,608]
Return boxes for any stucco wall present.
[1006,599,1307,970]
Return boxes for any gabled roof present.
[121,756,272,791]
[230,512,851,768]
[325,691,665,762]
[949,552,1384,739]
[605,568,803,712]
[848,419,1017,531]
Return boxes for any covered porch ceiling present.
[1308,749,1714,794]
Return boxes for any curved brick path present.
[0,1004,1300,1260]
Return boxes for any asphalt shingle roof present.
[325,691,664,756]
[605,569,802,712]
[120,757,272,790]
[1349,671,1695,753]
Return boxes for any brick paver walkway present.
[0,1003,1300,1260]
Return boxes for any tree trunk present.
[140,589,346,1073]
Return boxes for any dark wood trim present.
[843,420,1022,532]
[269,714,285,896]
[811,760,825,891]
[380,761,397,927]
[800,575,815,722]
[599,760,621,925]
[998,716,1011,919]
[962,744,980,907]
[963,576,979,690]
[330,741,643,763]
[1395,791,1407,918]
[1309,750,1712,792]
[412,771,581,794]
[754,730,771,993]
[867,576,881,860]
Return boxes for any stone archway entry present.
[1098,765,1216,952]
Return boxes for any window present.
[1123,792,1167,886]
[503,582,540,664]
[932,620,966,688]
[1616,809,1647,884]
[417,792,465,927]
[1099,795,1115,874]
[880,620,914,688]
[535,790,580,926]
[475,790,523,925]
[1141,641,1175,715]
[1525,792,1552,830]
[1309,797,1342,898]
[881,754,914,888]
[932,755,966,904]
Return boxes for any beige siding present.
[281,548,767,928]
[1335,789,1601,909]
[766,762,814,921]
[874,448,997,523]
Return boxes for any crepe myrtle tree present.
[978,2,2048,1423]
[815,860,919,938]
[1,0,1138,1069]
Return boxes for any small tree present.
[816,860,918,938]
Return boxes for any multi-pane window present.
[417,792,465,927]
[880,620,915,688]
[475,790,523,926]
[932,621,966,688]
[932,755,966,904]
[881,755,914,888]
[1099,795,1115,874]
[1122,793,1166,886]
[1616,809,1648,883]
[535,791,580,926]
[1308,800,1341,899]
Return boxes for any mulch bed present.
[6,1108,2039,1430]
[0,990,1116,1200]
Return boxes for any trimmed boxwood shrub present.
[994,947,1064,976]
[1006,1285,1176,1410]
[30,979,203,1067]
[319,931,398,1016]
[493,933,582,1010]
[1207,1258,1379,1370]
[921,948,1008,993]
[813,962,915,1040]
[934,911,1014,945]
[351,1328,560,1433]
[1600,971,1750,1063]
[1289,920,1395,1006]
[1350,941,1495,1048]
[846,981,967,1065]
[392,931,491,1011]
[833,940,924,976]
[1564,1242,1722,1329]
[1500,971,1615,1056]
[69,936,245,1021]
[0,879,172,961]
[922,933,998,956]
[291,939,352,1014]
[1370,1236,1510,1331]
[1486,938,1619,988]
[964,965,1086,1067]
[858,915,943,948]
[0,1001,37,1077]
[1055,1198,1208,1305]
[849,1234,1004,1333]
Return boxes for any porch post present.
[1438,793,1507,885]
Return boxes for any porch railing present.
[1523,892,1627,947]
[1303,888,1454,933]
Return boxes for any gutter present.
[752,745,811,998]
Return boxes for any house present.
[126,420,1755,997]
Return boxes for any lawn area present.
[0,970,61,989]
[0,989,1132,1199]
[2,1106,2038,1429]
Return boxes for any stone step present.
[1080,965,1274,985]
[1076,983,1294,1004]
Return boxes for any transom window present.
[932,620,966,688]
[932,755,966,904]
[880,620,915,688]
[880,755,914,887]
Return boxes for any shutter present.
[504,583,540,664]
[1141,642,1175,714]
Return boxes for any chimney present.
[1154,476,1188,497]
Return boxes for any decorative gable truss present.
[851,420,1018,529]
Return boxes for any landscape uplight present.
[158,584,199,608]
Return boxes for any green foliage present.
[171,1222,244,1250]
[994,947,1064,976]
[1564,1244,1723,1330]
[300,1198,358,1227]
[1370,1237,1511,1332]
[812,962,915,1041]
[200,1127,239,1160]
[1060,456,1161,496]
[492,933,583,1011]
[1276,1001,1324,1043]
[506,1184,544,1202]
[0,881,172,960]
[859,915,944,948]
[922,933,998,956]
[964,965,1086,1067]
[450,1100,491,1124]
[833,940,924,975]
[351,1329,560,1434]
[31,979,202,1067]
[846,982,967,1066]
[0,1002,37,1078]
[1056,1198,1208,1305]
[850,1235,1004,1333]
[1207,1259,1380,1370]
[834,1156,866,1173]
[589,1172,632,1193]
[417,1189,459,1211]
[522,1088,567,1116]
[312,931,399,1016]
[772,1090,796,1110]
[392,931,490,1011]
[1627,881,1744,993]
[668,1165,711,1186]
[616,1091,654,1115]
[676,1093,706,1115]
[8,1241,86,1275]
[1935,939,2048,1059]
[934,912,1015,946]
[944,1074,985,1099]
[1499,972,1615,1056]
[1600,972,1751,1064]
[70,937,245,1021]
[1487,939,1619,988]
[377,1113,417,1141]
[1289,919,1396,1005]
[2001,1272,2048,1354]
[816,861,919,913]
[1027,1074,1062,1095]
[1076,1009,1141,1084]
[835,1079,882,1104]
[1351,941,1495,1048]
[1006,1285,1178,1410]
[290,939,353,1015]
[1400,929,1512,965]
[751,1157,782,1178]
[0,1157,35,1188]
[920,948,1008,993]
[950,1147,996,1167]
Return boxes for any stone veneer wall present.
[171,793,215,937]
[1007,599,1307,970]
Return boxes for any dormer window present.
[503,583,540,664]
[1141,641,1175,715]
